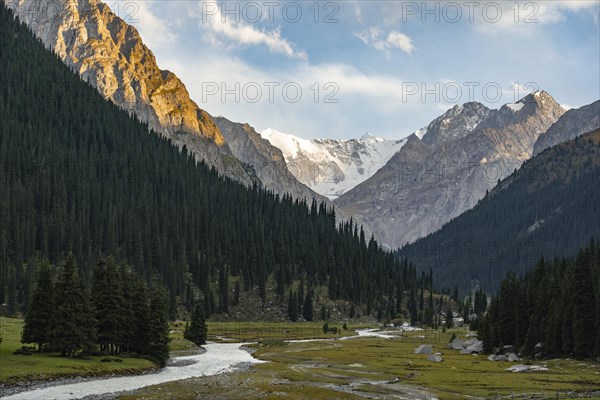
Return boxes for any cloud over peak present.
[198,0,307,60]
[354,27,414,54]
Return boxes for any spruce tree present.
[21,261,54,350]
[303,288,314,321]
[287,290,298,321]
[92,258,127,354]
[147,281,170,367]
[50,256,96,357]
[7,266,16,316]
[445,308,453,328]
[185,303,208,346]
[571,248,596,358]
[129,276,150,354]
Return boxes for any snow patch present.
[507,103,524,112]
[261,128,408,199]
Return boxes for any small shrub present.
[13,347,32,356]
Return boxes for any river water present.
[2,343,264,400]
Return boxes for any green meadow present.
[124,324,600,400]
[0,317,156,385]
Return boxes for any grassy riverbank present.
[0,317,157,386]
[122,324,600,400]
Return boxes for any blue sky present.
[109,0,600,139]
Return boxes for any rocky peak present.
[533,100,600,156]
[6,0,250,183]
[335,94,565,249]
[421,101,491,147]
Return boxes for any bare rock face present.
[214,117,326,202]
[421,102,491,147]
[533,100,600,156]
[6,0,250,183]
[335,92,565,249]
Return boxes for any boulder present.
[506,364,530,372]
[487,354,508,361]
[506,364,549,372]
[462,339,483,353]
[506,353,521,362]
[414,344,433,354]
[427,355,443,362]
[447,338,465,350]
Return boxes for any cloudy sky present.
[108,0,599,139]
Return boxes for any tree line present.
[477,240,600,359]
[22,257,171,366]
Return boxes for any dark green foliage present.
[147,282,170,367]
[21,261,54,350]
[303,288,314,322]
[0,4,425,321]
[185,304,208,347]
[233,280,240,307]
[7,266,16,316]
[479,241,600,359]
[445,308,453,328]
[50,256,96,357]
[399,131,600,294]
[127,274,150,354]
[92,258,127,355]
[571,245,597,358]
[287,290,298,321]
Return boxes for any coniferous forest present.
[477,240,600,359]
[0,5,423,324]
[398,130,600,294]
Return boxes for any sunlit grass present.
[122,324,600,400]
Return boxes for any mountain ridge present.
[398,129,600,293]
[334,91,565,249]
[260,128,414,200]
[5,0,252,183]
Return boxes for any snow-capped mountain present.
[335,91,566,249]
[260,129,414,199]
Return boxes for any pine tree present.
[185,303,207,346]
[328,275,337,299]
[571,248,596,358]
[287,290,298,322]
[445,308,453,328]
[233,280,240,306]
[50,256,96,357]
[303,288,314,321]
[129,276,150,354]
[7,266,16,316]
[92,258,127,355]
[219,265,229,313]
[147,281,170,367]
[22,261,54,350]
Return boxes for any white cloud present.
[197,0,307,60]
[352,0,363,23]
[354,27,414,54]
[474,0,599,34]
[386,31,414,54]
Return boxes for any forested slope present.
[398,130,600,293]
[0,4,415,320]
